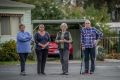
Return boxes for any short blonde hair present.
[60,23,68,29]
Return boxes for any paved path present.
[0,61,120,80]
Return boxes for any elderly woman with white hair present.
[55,23,72,75]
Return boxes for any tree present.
[82,4,110,36]
[13,0,64,20]
[13,0,111,35]
[84,0,120,12]
[60,4,83,19]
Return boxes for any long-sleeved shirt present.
[34,32,50,50]
[17,31,32,53]
[81,27,103,48]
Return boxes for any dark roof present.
[0,0,35,9]
[32,19,85,25]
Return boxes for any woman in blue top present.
[17,24,32,76]
[34,24,50,75]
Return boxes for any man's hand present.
[94,39,100,46]
[82,46,85,50]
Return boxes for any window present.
[1,16,11,35]
[10,16,21,35]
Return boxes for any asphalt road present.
[0,61,120,80]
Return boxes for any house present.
[0,0,35,43]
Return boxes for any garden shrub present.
[0,40,18,61]
[0,40,35,61]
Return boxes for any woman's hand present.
[39,42,49,49]
[44,42,49,48]
[64,39,72,43]
[38,43,45,48]
[64,39,68,43]
[59,40,64,43]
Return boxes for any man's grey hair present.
[85,20,91,24]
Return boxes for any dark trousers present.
[84,47,96,72]
[59,49,69,73]
[35,49,48,74]
[19,53,28,72]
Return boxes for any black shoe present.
[41,72,46,75]
[37,71,41,74]
[60,72,68,75]
[38,72,41,75]
[60,73,64,75]
[63,73,69,75]
[60,72,69,75]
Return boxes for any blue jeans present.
[84,47,96,72]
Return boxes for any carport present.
[32,19,85,59]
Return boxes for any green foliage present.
[31,0,63,19]
[60,5,83,19]
[27,52,35,61]
[0,40,35,61]
[83,5,110,22]
[13,0,111,35]
[81,4,110,36]
[59,4,111,35]
[13,0,64,20]
[96,46,105,61]
[0,40,18,61]
[84,0,120,12]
